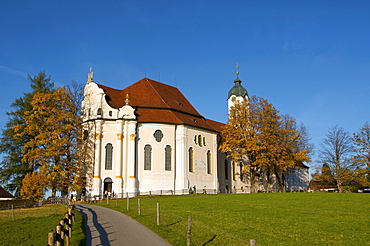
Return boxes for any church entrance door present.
[103,177,113,195]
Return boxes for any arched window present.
[165,145,171,171]
[224,160,228,180]
[189,147,194,172]
[105,143,113,170]
[144,144,152,170]
[233,161,236,180]
[207,150,211,174]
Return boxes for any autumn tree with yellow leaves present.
[15,87,83,197]
[20,171,46,201]
[220,96,311,192]
[352,122,370,186]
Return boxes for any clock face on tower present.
[231,96,236,102]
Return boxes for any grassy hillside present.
[96,193,369,245]
[0,203,85,246]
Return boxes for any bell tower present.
[227,70,249,113]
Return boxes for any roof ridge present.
[144,78,172,109]
[144,78,187,124]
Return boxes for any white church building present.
[81,70,309,197]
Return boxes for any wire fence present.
[0,197,69,211]
[91,196,257,245]
[82,187,253,202]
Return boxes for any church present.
[81,70,309,197]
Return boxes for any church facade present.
[81,71,309,197]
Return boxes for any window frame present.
[206,150,211,174]
[105,143,113,170]
[189,147,194,172]
[144,144,152,170]
[165,145,172,171]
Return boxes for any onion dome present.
[228,72,248,99]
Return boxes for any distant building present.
[285,164,310,192]
[0,186,15,200]
[81,70,309,197]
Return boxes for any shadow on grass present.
[164,219,182,226]
[202,235,217,246]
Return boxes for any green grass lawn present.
[94,193,370,246]
[0,203,85,246]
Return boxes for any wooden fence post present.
[71,206,75,223]
[60,220,65,245]
[56,225,61,246]
[156,203,160,226]
[48,232,54,246]
[11,204,14,221]
[250,239,256,246]
[66,213,72,238]
[138,198,141,215]
[65,223,70,246]
[187,216,192,246]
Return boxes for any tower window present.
[233,161,236,180]
[105,143,113,170]
[240,162,244,181]
[224,160,229,180]
[144,144,152,170]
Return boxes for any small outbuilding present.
[0,186,15,200]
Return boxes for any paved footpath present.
[75,204,171,246]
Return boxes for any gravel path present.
[75,204,171,246]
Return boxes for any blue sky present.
[1,1,370,168]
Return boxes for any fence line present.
[47,199,75,246]
[83,187,257,202]
[98,197,253,245]
[0,197,70,212]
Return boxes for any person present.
[193,185,196,194]
[226,185,229,194]
[112,191,115,198]
[108,191,112,199]
[203,186,207,194]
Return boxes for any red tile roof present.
[97,78,224,133]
